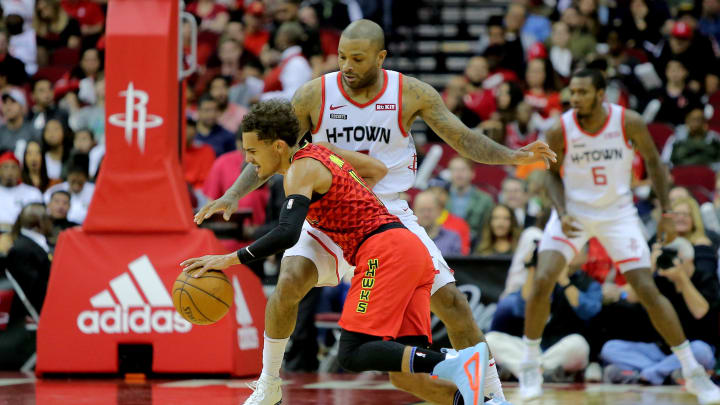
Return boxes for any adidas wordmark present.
[76,255,192,334]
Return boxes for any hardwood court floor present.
[0,372,703,404]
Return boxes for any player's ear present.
[273,139,283,153]
[596,87,605,103]
[376,49,387,67]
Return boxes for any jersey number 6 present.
[592,166,607,186]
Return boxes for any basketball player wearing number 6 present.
[194,19,554,405]
[518,69,720,404]
[182,100,492,405]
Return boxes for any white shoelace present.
[247,380,266,397]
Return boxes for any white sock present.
[672,340,701,375]
[484,359,505,400]
[262,332,289,378]
[522,336,541,364]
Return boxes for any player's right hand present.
[560,215,582,238]
[194,195,237,225]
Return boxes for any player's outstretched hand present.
[560,215,582,238]
[513,140,557,169]
[180,253,239,277]
[194,195,237,225]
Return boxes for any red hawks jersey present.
[292,143,399,265]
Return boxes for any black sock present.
[454,390,464,405]
[409,347,446,373]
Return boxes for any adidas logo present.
[76,255,192,334]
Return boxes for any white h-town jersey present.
[311,69,417,198]
[561,103,636,218]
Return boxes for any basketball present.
[172,270,233,325]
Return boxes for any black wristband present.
[237,247,255,264]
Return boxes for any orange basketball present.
[172,270,233,325]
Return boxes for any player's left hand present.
[180,253,239,277]
[512,141,557,169]
[657,214,677,244]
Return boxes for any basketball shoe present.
[243,373,282,405]
[433,342,489,405]
[518,360,543,400]
[484,398,513,405]
[684,366,720,404]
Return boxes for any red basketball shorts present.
[338,228,435,341]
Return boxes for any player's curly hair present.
[241,99,300,147]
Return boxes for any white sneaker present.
[243,374,282,405]
[518,361,543,400]
[584,362,602,382]
[684,367,720,405]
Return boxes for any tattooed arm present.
[405,76,556,166]
[194,79,321,224]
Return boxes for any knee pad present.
[337,330,377,372]
[337,346,360,372]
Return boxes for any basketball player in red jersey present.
[182,100,491,405]
[195,20,554,404]
[518,69,720,404]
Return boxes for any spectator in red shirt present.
[187,0,230,34]
[463,56,497,122]
[442,75,481,128]
[188,0,230,67]
[183,118,215,191]
[523,58,561,119]
[243,1,269,57]
[60,0,103,37]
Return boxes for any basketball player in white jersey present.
[517,69,720,404]
[196,20,554,405]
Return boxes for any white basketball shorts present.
[539,210,651,273]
